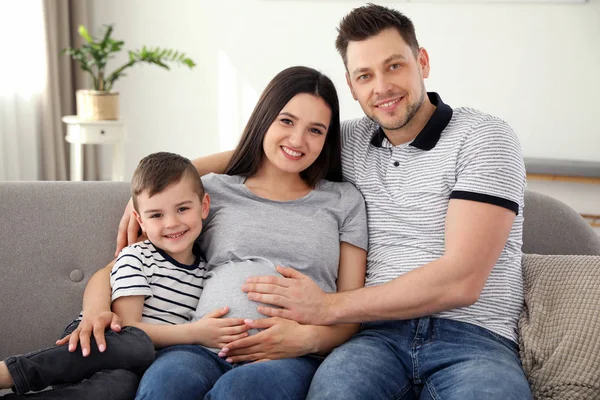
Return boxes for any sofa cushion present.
[519,254,600,399]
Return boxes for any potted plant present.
[62,25,196,120]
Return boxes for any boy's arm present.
[111,296,194,347]
[112,297,249,349]
[56,261,121,356]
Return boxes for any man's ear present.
[345,72,357,101]
[133,210,145,233]
[201,193,210,219]
[418,47,431,79]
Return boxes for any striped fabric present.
[110,240,205,325]
[341,92,526,342]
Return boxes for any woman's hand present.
[218,317,316,363]
[115,198,143,256]
[55,311,122,356]
[190,307,250,349]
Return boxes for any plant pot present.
[76,90,120,121]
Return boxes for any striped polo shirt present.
[341,92,526,342]
[110,240,205,325]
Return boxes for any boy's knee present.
[113,326,155,372]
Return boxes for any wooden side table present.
[62,116,125,181]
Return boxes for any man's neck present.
[383,97,436,147]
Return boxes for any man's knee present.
[425,359,531,400]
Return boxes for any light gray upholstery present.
[0,182,130,359]
[523,190,600,255]
[1,182,599,375]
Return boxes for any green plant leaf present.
[78,25,93,43]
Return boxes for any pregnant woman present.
[67,66,368,399]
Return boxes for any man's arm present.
[244,199,515,325]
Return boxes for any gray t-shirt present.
[193,173,368,333]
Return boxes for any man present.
[238,4,531,399]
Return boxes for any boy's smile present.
[134,176,209,265]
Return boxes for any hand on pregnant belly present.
[217,317,315,363]
[189,306,250,349]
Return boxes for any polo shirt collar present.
[370,92,453,150]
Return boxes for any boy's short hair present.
[131,152,205,212]
[336,3,420,67]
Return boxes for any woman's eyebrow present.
[280,112,327,130]
[279,112,298,120]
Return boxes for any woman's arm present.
[191,150,234,177]
[220,242,367,362]
[305,241,366,354]
[56,261,120,356]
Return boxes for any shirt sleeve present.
[450,117,526,215]
[110,246,152,302]
[340,119,360,185]
[339,183,369,251]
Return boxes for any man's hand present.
[115,198,143,256]
[242,265,334,325]
[190,307,250,349]
[217,317,314,363]
[55,311,122,357]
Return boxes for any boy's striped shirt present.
[110,240,205,325]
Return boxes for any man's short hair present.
[131,152,204,212]
[336,3,420,67]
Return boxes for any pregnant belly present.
[193,257,281,324]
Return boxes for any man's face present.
[345,28,430,132]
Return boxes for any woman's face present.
[262,93,331,176]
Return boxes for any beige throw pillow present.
[519,254,600,399]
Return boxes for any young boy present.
[0,152,248,399]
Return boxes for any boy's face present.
[344,28,430,133]
[133,176,209,264]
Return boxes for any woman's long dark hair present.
[224,66,342,186]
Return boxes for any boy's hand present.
[190,307,249,349]
[56,311,122,356]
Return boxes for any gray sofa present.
[1,182,600,398]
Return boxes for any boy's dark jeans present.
[2,321,154,399]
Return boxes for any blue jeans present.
[308,318,531,400]
[135,344,322,400]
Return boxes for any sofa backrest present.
[0,182,130,358]
[523,190,600,255]
[1,183,599,360]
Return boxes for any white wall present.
[89,0,600,222]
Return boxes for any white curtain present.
[0,0,46,181]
